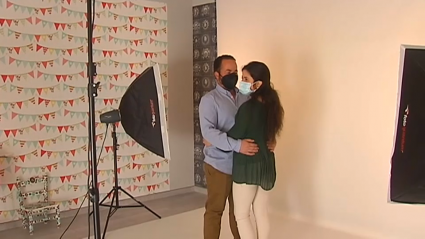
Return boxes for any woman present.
[227,61,284,239]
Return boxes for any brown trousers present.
[204,163,240,239]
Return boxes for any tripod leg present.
[118,188,161,219]
[91,188,114,216]
[144,206,161,219]
[120,189,144,205]
[100,189,114,205]
[102,191,116,239]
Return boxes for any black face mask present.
[221,73,238,90]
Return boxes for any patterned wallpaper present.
[193,2,217,188]
[0,0,169,223]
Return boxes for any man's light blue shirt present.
[199,85,249,175]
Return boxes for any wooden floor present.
[0,191,206,239]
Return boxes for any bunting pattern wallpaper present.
[193,2,217,188]
[0,0,169,223]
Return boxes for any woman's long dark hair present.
[243,61,284,142]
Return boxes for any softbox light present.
[118,64,170,159]
[389,45,425,204]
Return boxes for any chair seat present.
[22,201,59,212]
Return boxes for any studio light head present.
[99,109,121,124]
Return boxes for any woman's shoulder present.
[240,99,262,111]
[236,100,262,120]
[238,100,252,113]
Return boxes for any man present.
[199,55,259,239]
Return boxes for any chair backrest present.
[16,175,49,210]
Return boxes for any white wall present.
[152,0,194,190]
[217,0,425,238]
[193,0,214,6]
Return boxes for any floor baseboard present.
[0,186,198,232]
[194,186,207,195]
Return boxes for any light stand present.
[86,0,102,238]
[99,122,161,239]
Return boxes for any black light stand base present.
[93,123,161,239]
[99,186,162,218]
[100,188,161,239]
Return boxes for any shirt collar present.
[216,84,240,95]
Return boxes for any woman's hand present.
[203,138,212,147]
[267,140,276,152]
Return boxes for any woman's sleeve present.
[227,103,250,139]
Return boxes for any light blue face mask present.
[239,81,254,95]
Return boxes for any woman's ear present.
[253,81,263,90]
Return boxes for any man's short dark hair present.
[213,55,236,73]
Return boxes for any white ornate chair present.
[16,175,61,234]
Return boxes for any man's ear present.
[214,71,220,80]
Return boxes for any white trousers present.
[233,183,270,239]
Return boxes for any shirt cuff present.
[234,139,242,153]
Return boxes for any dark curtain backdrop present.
[193,3,217,188]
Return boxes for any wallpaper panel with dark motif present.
[193,3,217,188]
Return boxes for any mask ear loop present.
[252,82,258,91]
[252,81,263,91]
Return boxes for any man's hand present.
[240,139,259,156]
[267,140,276,152]
[203,138,212,147]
